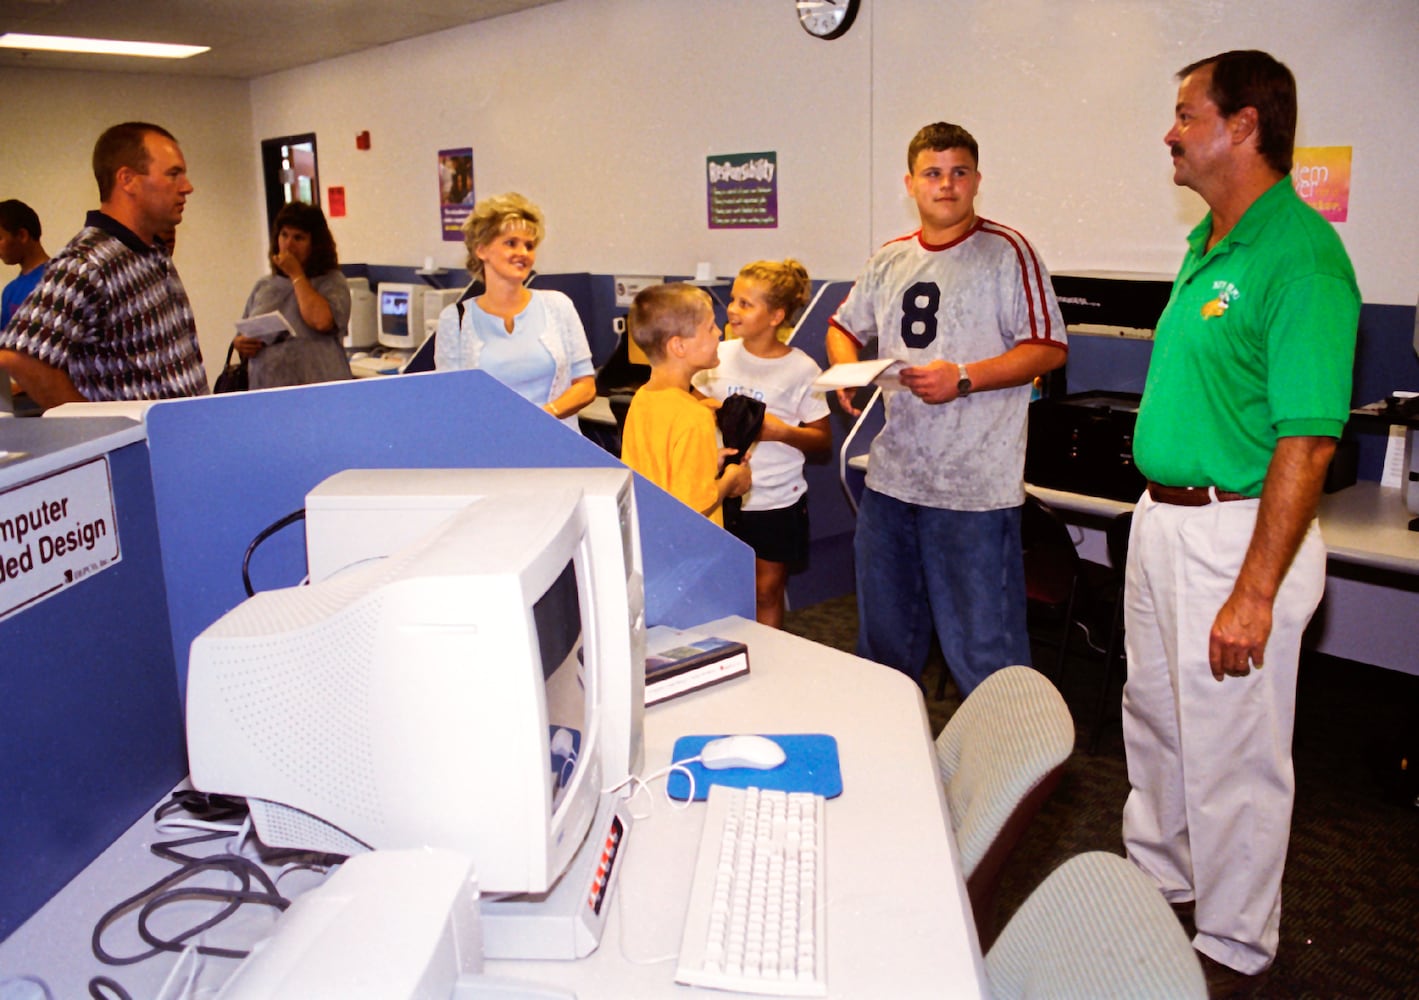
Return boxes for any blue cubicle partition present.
[142,369,754,698]
[784,280,864,608]
[1058,302,1419,483]
[341,262,472,294]
[527,272,620,367]
[0,421,186,942]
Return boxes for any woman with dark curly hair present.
[233,201,352,389]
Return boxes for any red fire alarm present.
[355,130,371,150]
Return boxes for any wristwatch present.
[956,363,973,397]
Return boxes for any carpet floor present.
[782,594,1419,999]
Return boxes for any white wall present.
[2,69,261,382]
[249,0,1418,305]
[867,0,1419,298]
[249,0,875,286]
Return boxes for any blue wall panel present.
[0,440,185,941]
[144,370,753,699]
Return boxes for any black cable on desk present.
[241,508,306,596]
[90,855,289,966]
[88,977,131,1000]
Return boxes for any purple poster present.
[439,148,475,241]
[707,152,778,229]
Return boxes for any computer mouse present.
[351,351,370,360]
[700,734,786,771]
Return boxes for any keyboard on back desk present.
[675,784,827,997]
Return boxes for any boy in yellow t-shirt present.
[619,283,751,526]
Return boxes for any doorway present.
[260,133,320,233]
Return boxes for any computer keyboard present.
[349,354,405,378]
[675,784,827,996]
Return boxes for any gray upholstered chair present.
[986,851,1208,999]
[935,664,1073,946]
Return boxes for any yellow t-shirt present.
[620,386,722,526]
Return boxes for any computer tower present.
[1025,392,1147,503]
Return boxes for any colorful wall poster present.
[707,152,778,229]
[1292,146,1351,223]
[439,148,475,241]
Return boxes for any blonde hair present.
[462,192,545,279]
[628,283,712,362]
[736,258,812,336]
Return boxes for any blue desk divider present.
[785,280,861,607]
[526,272,620,366]
[143,369,753,699]
[0,433,185,942]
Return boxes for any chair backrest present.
[837,386,883,513]
[935,666,1073,942]
[986,851,1207,1000]
[1106,510,1134,571]
[1020,494,1080,606]
[607,393,633,431]
[402,331,438,373]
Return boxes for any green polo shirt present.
[1134,178,1359,497]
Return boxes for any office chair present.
[934,665,1073,948]
[985,851,1207,999]
[1020,495,1125,739]
[836,385,883,513]
[1086,511,1133,754]
[402,331,437,373]
[1020,494,1090,676]
[601,393,634,458]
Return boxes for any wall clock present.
[797,0,860,40]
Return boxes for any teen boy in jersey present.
[826,122,1067,697]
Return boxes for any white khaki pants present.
[1121,492,1326,974]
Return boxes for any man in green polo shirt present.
[1120,50,1359,989]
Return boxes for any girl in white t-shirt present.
[693,259,831,627]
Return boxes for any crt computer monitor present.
[376,282,424,351]
[186,470,644,897]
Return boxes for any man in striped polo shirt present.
[0,121,207,408]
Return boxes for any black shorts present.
[724,493,811,573]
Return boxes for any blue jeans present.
[854,488,1031,696]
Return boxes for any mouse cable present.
[603,758,701,820]
[240,508,306,597]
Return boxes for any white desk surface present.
[0,617,985,1000]
[1024,484,1134,519]
[855,441,1418,574]
[1315,481,1419,574]
[1028,481,1419,575]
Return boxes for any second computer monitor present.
[376,282,422,351]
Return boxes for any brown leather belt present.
[1147,482,1250,506]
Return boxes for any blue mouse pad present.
[666,734,842,801]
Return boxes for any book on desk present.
[644,626,749,705]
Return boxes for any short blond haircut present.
[462,192,545,280]
[628,283,712,362]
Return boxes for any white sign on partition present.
[0,457,121,623]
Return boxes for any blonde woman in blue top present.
[434,193,595,431]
